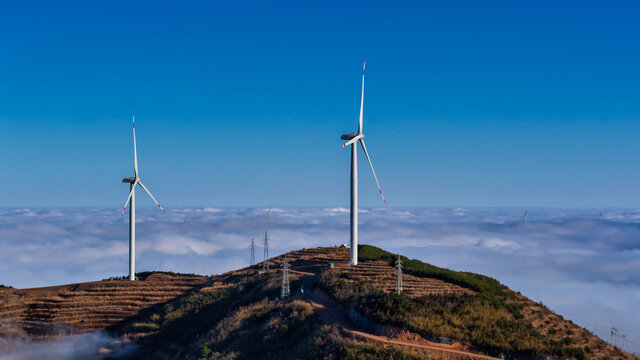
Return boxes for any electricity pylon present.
[250,238,256,266]
[263,231,269,270]
[281,256,290,300]
[263,205,272,270]
[395,254,403,294]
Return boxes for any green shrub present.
[344,245,588,359]
[200,345,211,358]
[132,322,159,331]
[358,245,509,301]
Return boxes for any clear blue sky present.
[1,1,640,207]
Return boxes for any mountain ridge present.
[0,245,636,360]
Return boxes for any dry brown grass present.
[0,246,636,360]
[512,293,636,360]
[338,259,473,298]
[0,274,209,335]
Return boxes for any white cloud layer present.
[0,207,639,353]
[0,329,135,360]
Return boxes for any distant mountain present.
[0,246,636,360]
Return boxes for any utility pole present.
[395,254,403,294]
[250,238,256,266]
[263,231,269,270]
[281,256,290,300]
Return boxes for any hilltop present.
[0,246,636,360]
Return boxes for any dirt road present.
[300,273,500,360]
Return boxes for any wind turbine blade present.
[121,181,138,215]
[341,134,364,148]
[358,58,365,134]
[138,180,165,213]
[268,204,272,222]
[133,112,138,178]
[359,138,387,205]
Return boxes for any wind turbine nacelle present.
[122,177,136,183]
[341,133,358,140]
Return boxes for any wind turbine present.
[340,59,386,266]
[121,113,165,281]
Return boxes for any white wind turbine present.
[341,59,386,266]
[121,113,165,281]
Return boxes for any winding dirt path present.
[347,329,500,360]
[300,273,500,360]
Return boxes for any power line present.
[564,316,640,332]
[625,337,640,348]
[563,318,640,340]
[554,313,640,336]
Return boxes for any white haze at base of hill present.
[0,207,638,355]
[0,330,135,360]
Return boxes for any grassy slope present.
[120,271,435,360]
[91,246,632,360]
[318,245,591,360]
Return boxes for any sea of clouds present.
[0,207,639,354]
[0,329,135,360]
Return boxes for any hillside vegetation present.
[318,245,633,360]
[0,246,635,360]
[119,270,433,359]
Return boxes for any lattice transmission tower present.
[395,254,403,294]
[281,256,290,299]
[250,238,256,266]
[263,231,269,270]
[263,205,272,270]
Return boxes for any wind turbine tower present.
[121,113,165,281]
[250,238,256,266]
[281,256,290,300]
[340,59,387,266]
[524,208,528,223]
[395,254,403,294]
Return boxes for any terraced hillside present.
[320,245,637,360]
[0,273,209,336]
[272,246,472,298]
[0,246,636,360]
[339,259,473,297]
